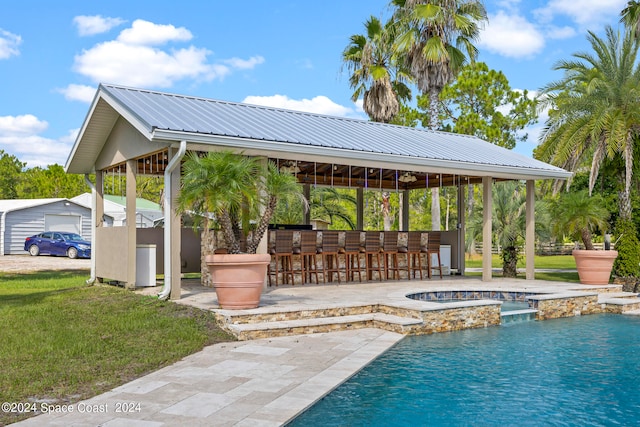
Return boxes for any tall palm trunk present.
[382,192,392,231]
[619,189,632,221]
[200,219,216,287]
[426,87,442,230]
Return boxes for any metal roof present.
[0,198,66,213]
[65,84,572,181]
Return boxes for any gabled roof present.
[0,198,67,213]
[66,84,572,181]
[0,198,86,216]
[103,194,162,211]
[70,193,161,212]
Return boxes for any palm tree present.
[341,15,411,123]
[391,0,487,129]
[551,190,610,250]
[536,26,640,221]
[310,187,358,230]
[493,182,526,278]
[342,16,412,230]
[177,151,305,285]
[466,181,549,277]
[391,0,487,230]
[621,1,640,37]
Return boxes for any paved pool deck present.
[14,276,632,426]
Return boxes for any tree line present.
[0,150,163,203]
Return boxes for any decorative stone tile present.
[161,392,236,418]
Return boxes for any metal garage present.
[0,198,113,255]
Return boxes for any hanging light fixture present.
[399,172,417,183]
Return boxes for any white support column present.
[457,180,466,275]
[95,171,104,283]
[526,180,536,280]
[482,176,493,282]
[125,159,137,289]
[169,150,182,300]
[159,141,186,301]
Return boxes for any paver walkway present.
[16,328,402,426]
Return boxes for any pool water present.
[289,315,640,426]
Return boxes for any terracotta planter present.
[572,249,618,285]
[205,253,270,309]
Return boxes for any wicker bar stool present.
[319,230,341,283]
[400,231,424,279]
[363,231,383,281]
[271,230,295,286]
[426,231,443,279]
[383,231,408,280]
[342,230,363,282]
[294,230,320,284]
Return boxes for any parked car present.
[24,232,91,259]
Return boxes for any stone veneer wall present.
[412,305,502,334]
[529,295,603,320]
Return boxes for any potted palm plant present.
[177,150,305,309]
[552,190,617,285]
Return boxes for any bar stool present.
[400,231,424,279]
[320,230,341,283]
[426,231,443,279]
[363,231,383,281]
[383,231,407,280]
[342,230,363,282]
[295,230,320,284]
[272,230,295,286]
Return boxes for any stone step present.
[602,298,640,313]
[623,309,640,316]
[225,313,423,340]
[217,304,377,325]
[573,284,623,293]
[600,291,640,300]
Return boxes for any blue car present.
[24,232,91,259]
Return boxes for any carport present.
[65,84,572,299]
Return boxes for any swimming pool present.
[288,315,640,426]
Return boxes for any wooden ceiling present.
[103,150,488,190]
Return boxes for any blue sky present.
[0,0,628,168]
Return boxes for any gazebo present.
[65,84,572,299]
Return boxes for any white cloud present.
[117,19,192,46]
[0,29,21,59]
[73,15,125,36]
[479,11,545,58]
[71,20,263,90]
[0,115,74,167]
[242,94,359,117]
[534,0,627,28]
[74,41,218,87]
[545,25,576,40]
[0,114,48,136]
[223,56,265,69]
[57,84,97,102]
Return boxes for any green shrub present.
[613,218,640,278]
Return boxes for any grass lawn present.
[464,254,580,282]
[0,270,235,425]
